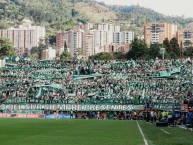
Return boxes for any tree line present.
[90,37,193,60]
[1,36,193,61]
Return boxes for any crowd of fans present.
[1,56,193,127]
[0,57,193,107]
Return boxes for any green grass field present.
[0,119,192,145]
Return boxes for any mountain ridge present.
[0,0,192,36]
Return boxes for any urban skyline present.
[56,23,134,59]
[0,19,193,59]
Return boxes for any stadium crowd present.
[0,57,193,106]
[1,56,193,128]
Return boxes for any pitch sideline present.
[136,121,149,145]
[160,129,170,134]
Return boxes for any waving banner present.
[0,104,143,111]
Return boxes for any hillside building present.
[144,22,177,45]
[0,23,45,57]
[177,23,193,48]
[56,23,134,59]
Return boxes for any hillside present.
[117,5,193,26]
[0,0,75,30]
[74,2,117,23]
[0,0,117,31]
[109,5,193,36]
[0,0,193,36]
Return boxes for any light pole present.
[160,47,166,61]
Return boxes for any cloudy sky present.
[96,0,193,18]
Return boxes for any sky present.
[96,0,193,18]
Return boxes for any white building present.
[73,23,94,33]
[124,32,134,43]
[113,31,134,45]
[0,22,45,57]
[96,23,120,32]
[90,30,108,54]
[65,30,85,57]
[42,47,56,60]
[85,34,95,57]
[56,23,134,59]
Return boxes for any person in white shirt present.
[151,110,154,123]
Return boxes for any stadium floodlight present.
[160,48,166,61]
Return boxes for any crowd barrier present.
[0,113,71,119]
[45,114,71,119]
[0,113,45,119]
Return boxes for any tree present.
[28,53,39,61]
[184,40,192,48]
[49,35,56,45]
[0,21,8,29]
[38,39,47,59]
[149,43,162,59]
[113,52,126,60]
[30,46,39,54]
[60,51,71,60]
[0,37,15,58]
[170,38,181,58]
[163,38,172,53]
[76,48,84,59]
[64,41,68,51]
[90,52,113,60]
[184,47,193,58]
[71,9,78,17]
[30,46,41,60]
[126,37,148,60]
[23,53,28,58]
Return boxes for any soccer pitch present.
[0,119,193,145]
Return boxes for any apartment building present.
[96,23,120,32]
[113,31,134,45]
[89,30,108,54]
[177,23,193,48]
[56,23,134,59]
[0,25,45,56]
[65,30,85,56]
[85,34,95,57]
[42,47,56,60]
[104,43,130,53]
[144,22,177,45]
[73,23,94,33]
[56,32,66,51]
